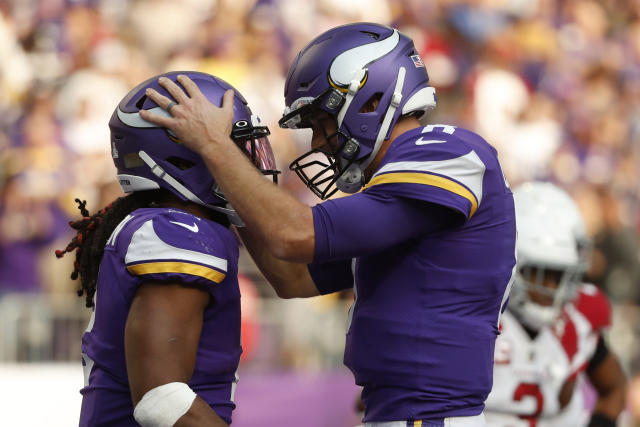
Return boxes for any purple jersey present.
[79,207,241,426]
[311,124,516,422]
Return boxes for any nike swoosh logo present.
[169,221,199,233]
[415,138,447,146]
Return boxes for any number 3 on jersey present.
[514,382,544,427]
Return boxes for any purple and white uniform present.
[79,207,241,426]
[309,125,517,423]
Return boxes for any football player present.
[484,182,627,427]
[56,71,278,426]
[141,23,516,426]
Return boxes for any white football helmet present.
[509,182,589,330]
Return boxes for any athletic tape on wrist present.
[133,382,197,427]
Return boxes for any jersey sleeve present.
[573,283,612,331]
[312,191,459,262]
[123,212,229,289]
[308,258,354,295]
[363,130,487,220]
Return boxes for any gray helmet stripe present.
[329,30,400,87]
[117,106,171,128]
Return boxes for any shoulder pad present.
[573,283,611,331]
[124,209,232,285]
[367,139,486,219]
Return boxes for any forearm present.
[202,141,315,262]
[237,226,319,298]
[591,386,627,421]
[588,351,628,423]
[175,397,228,427]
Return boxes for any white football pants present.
[361,412,486,427]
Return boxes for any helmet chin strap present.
[335,161,364,194]
[138,150,244,227]
[334,69,366,194]
[360,66,406,172]
[336,68,366,129]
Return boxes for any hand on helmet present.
[140,75,235,156]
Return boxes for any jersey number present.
[422,124,457,134]
[513,382,544,427]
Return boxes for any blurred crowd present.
[0,0,639,419]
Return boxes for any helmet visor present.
[279,88,344,129]
[243,136,278,175]
[232,117,280,183]
[279,97,317,129]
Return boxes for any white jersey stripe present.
[125,219,227,272]
[106,214,134,247]
[372,150,486,205]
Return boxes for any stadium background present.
[0,0,638,425]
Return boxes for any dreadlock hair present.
[55,189,171,308]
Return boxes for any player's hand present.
[139,74,235,157]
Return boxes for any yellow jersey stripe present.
[414,421,423,427]
[127,261,226,284]
[364,172,478,217]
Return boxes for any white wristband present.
[133,382,197,427]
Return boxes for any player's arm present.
[236,226,319,298]
[312,190,462,261]
[585,336,627,427]
[235,191,458,298]
[237,226,355,298]
[125,282,228,427]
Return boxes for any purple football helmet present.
[110,71,279,223]
[279,23,437,199]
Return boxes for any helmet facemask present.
[511,263,582,331]
[280,90,362,199]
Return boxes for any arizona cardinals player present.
[485,182,627,427]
